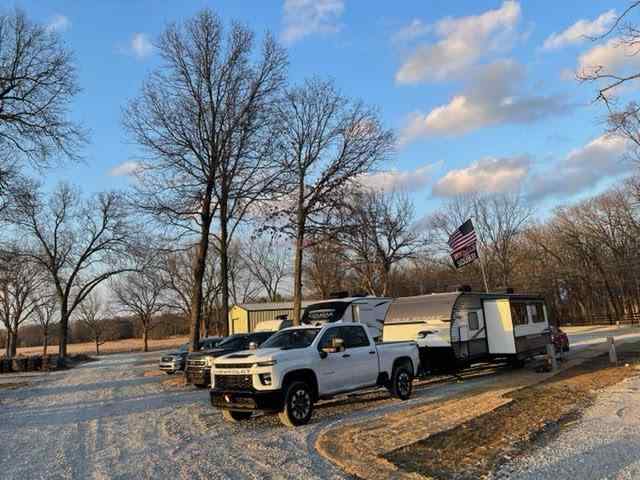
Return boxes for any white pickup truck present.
[210,323,420,426]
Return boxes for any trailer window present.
[468,311,479,330]
[529,303,546,323]
[510,303,528,326]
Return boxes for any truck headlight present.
[255,360,277,367]
[205,357,215,366]
[259,373,272,385]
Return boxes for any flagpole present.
[477,243,490,293]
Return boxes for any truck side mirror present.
[248,341,258,350]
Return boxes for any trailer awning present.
[384,292,461,324]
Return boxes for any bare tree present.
[242,236,290,301]
[0,250,42,357]
[0,9,84,186]
[111,269,166,352]
[341,189,424,296]
[34,293,57,357]
[9,182,134,363]
[160,247,223,336]
[124,9,287,351]
[429,192,532,289]
[77,293,108,355]
[272,78,394,324]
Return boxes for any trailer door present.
[483,299,516,354]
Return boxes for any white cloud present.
[358,163,438,193]
[47,14,71,32]
[399,60,571,143]
[130,33,154,59]
[281,0,344,45]
[109,161,141,177]
[395,1,521,84]
[432,156,529,197]
[392,19,430,44]
[543,10,616,50]
[577,37,640,80]
[528,135,629,200]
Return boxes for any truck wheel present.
[222,410,252,423]
[278,381,313,427]
[390,363,413,400]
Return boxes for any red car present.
[551,326,570,353]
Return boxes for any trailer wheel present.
[222,410,252,423]
[389,362,413,400]
[278,381,313,427]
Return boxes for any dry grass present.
[15,336,188,357]
[385,343,640,479]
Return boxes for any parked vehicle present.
[382,290,552,373]
[185,331,274,387]
[551,326,570,353]
[301,295,392,340]
[159,336,221,374]
[210,323,420,426]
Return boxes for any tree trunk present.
[42,326,48,357]
[219,199,230,337]
[189,224,210,352]
[58,300,69,363]
[9,329,17,357]
[95,337,100,355]
[142,323,149,353]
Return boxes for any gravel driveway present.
[1,327,638,480]
[494,374,640,480]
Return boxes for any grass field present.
[15,336,189,357]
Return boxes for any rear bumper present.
[185,367,210,386]
[210,388,284,412]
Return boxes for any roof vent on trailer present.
[328,291,350,299]
[456,285,472,292]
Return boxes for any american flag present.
[448,219,476,253]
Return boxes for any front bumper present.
[210,388,284,413]
[185,367,211,386]
[159,360,183,372]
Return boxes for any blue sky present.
[13,0,637,220]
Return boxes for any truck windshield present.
[301,302,350,323]
[260,328,320,350]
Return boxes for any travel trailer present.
[300,295,393,340]
[382,290,552,372]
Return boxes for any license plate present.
[215,368,252,375]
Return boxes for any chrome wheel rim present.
[290,389,311,420]
[398,371,411,396]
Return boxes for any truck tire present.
[278,381,314,427]
[222,410,252,423]
[389,362,413,400]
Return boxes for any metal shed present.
[228,301,313,334]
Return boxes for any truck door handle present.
[342,354,351,358]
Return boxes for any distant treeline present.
[0,313,189,351]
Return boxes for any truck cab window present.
[468,311,479,330]
[317,328,343,351]
[341,326,370,348]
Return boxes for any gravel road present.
[494,373,640,480]
[1,326,638,480]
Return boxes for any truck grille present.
[214,374,253,391]
[219,363,254,369]
[187,360,206,367]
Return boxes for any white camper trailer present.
[300,295,392,340]
[382,290,551,372]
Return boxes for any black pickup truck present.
[185,331,274,387]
